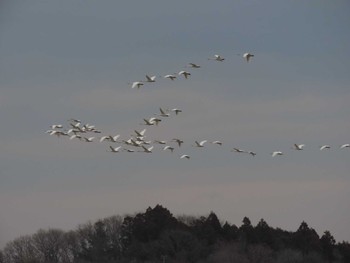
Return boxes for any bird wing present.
[134,130,141,136]
[141,145,148,151]
[132,82,143,88]
[112,135,120,141]
[140,128,146,136]
[159,108,166,114]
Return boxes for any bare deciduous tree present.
[3,235,38,263]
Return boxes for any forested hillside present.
[1,205,349,263]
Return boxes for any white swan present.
[83,137,95,142]
[140,145,154,153]
[211,141,223,146]
[134,128,147,137]
[293,144,305,150]
[156,107,170,117]
[272,151,283,157]
[231,148,246,153]
[154,140,167,145]
[145,75,156,82]
[100,136,110,142]
[142,118,155,126]
[187,63,201,68]
[69,134,82,140]
[193,140,207,147]
[109,146,121,153]
[50,124,63,129]
[320,145,331,150]
[123,148,135,153]
[208,54,225,62]
[178,70,191,79]
[131,81,144,89]
[172,138,184,147]
[243,52,254,62]
[163,146,175,152]
[164,74,177,81]
[109,135,120,142]
[171,108,182,115]
[148,117,162,125]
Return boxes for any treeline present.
[1,205,349,263]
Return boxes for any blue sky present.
[0,0,350,247]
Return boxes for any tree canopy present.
[1,205,349,263]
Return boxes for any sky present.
[0,0,350,248]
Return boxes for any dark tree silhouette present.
[3,235,38,263]
[2,206,350,263]
[337,241,350,263]
[293,221,321,256]
[255,219,274,247]
[32,228,66,263]
[320,231,336,262]
[192,212,222,245]
[77,219,118,262]
[120,204,181,261]
[222,221,239,241]
[122,205,179,243]
[239,216,256,249]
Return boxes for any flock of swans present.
[46,52,349,160]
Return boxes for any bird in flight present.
[157,107,170,117]
[83,137,95,142]
[172,138,184,147]
[50,124,63,129]
[271,151,283,157]
[248,151,257,156]
[163,74,177,81]
[193,140,207,148]
[134,128,147,138]
[171,108,182,115]
[231,148,246,153]
[320,145,331,150]
[154,140,167,145]
[340,144,350,149]
[148,117,162,126]
[293,144,305,150]
[142,118,156,126]
[163,145,175,152]
[108,146,122,153]
[140,145,154,153]
[243,52,254,62]
[208,54,225,62]
[123,148,135,153]
[145,75,156,82]
[187,63,201,68]
[178,70,191,79]
[131,81,144,89]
